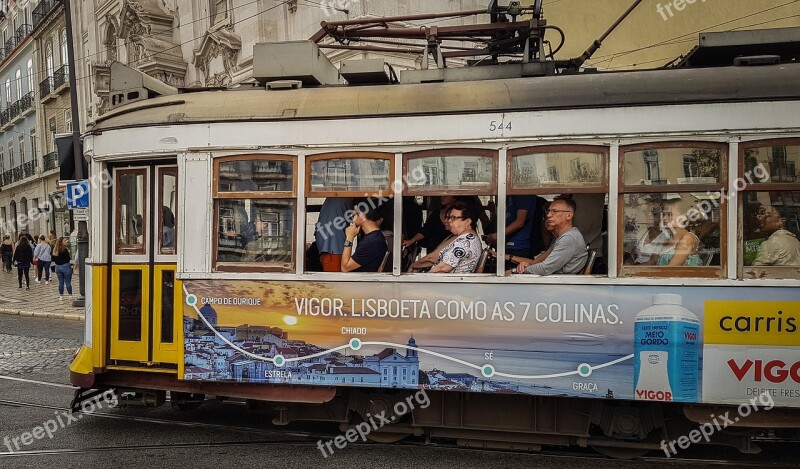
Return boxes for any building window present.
[18,134,24,163]
[8,140,13,167]
[48,117,56,153]
[4,78,10,105]
[14,69,20,100]
[45,41,54,79]
[65,110,71,132]
[26,59,32,95]
[0,146,5,171]
[29,128,35,160]
[60,28,68,67]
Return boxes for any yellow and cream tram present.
[69,56,800,455]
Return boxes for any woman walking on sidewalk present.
[52,237,72,300]
[0,234,13,272]
[33,235,52,284]
[13,235,33,289]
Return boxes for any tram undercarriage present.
[71,371,797,459]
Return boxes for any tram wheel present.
[590,445,651,459]
[170,392,205,411]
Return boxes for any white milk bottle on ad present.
[634,294,700,402]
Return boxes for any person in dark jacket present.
[0,234,13,272]
[52,237,73,299]
[12,236,33,289]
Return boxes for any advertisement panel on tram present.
[180,281,799,407]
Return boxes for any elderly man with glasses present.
[507,196,588,275]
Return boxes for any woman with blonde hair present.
[52,237,73,299]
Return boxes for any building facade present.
[0,0,71,240]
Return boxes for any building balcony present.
[32,0,60,31]
[0,23,31,60]
[42,151,59,172]
[53,65,69,90]
[39,76,53,98]
[0,160,38,187]
[0,92,36,130]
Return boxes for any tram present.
[68,48,800,456]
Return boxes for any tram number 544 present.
[489,120,512,132]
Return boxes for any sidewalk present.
[0,265,84,321]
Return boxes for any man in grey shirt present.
[510,196,588,275]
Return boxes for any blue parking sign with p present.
[67,181,90,209]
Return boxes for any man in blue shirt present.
[487,195,538,268]
[315,197,352,272]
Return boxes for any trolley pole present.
[64,0,87,308]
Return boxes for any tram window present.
[620,144,725,277]
[118,270,143,341]
[308,156,390,194]
[213,156,296,272]
[402,151,497,274]
[508,147,609,275]
[115,169,147,255]
[305,153,394,273]
[160,270,175,343]
[740,140,800,278]
[158,167,178,255]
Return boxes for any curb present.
[0,308,84,321]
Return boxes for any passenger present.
[341,202,388,273]
[513,196,588,275]
[315,197,353,272]
[486,195,539,268]
[430,201,483,273]
[407,208,456,272]
[656,201,702,266]
[656,201,703,267]
[627,204,672,265]
[752,206,800,266]
[402,196,455,255]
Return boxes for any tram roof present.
[90,63,800,132]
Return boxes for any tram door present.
[109,164,182,366]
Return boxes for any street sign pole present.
[65,0,87,308]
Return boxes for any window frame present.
[212,154,298,273]
[402,148,497,196]
[507,145,609,195]
[157,166,179,257]
[305,151,394,198]
[114,167,149,256]
[618,141,728,278]
[738,138,800,280]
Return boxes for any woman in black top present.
[52,237,73,299]
[402,196,455,254]
[12,236,33,289]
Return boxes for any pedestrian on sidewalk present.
[0,234,13,272]
[12,235,33,290]
[33,235,52,284]
[52,237,72,300]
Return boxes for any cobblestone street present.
[0,333,80,375]
[0,263,84,320]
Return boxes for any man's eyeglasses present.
[544,209,572,215]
